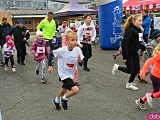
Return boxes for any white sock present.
[55,97,59,103]
[63,95,68,101]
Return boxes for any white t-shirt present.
[52,46,84,80]
[77,23,96,44]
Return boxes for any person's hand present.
[123,59,127,63]
[48,66,53,73]
[77,55,81,63]
[88,41,92,44]
[23,38,27,41]
[139,75,145,80]
[35,53,38,57]
[139,56,143,62]
[78,43,83,48]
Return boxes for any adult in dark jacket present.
[112,14,145,91]
[0,17,12,65]
[149,14,156,39]
[0,17,12,45]
[9,19,30,65]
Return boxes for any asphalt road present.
[0,37,160,120]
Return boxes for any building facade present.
[0,0,97,32]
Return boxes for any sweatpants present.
[35,59,46,79]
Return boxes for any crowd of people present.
[112,10,160,110]
[0,17,30,71]
[0,12,96,110]
[1,10,160,111]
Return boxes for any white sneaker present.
[112,64,119,75]
[146,93,153,107]
[131,82,137,86]
[4,65,8,71]
[12,68,16,72]
[135,99,146,110]
[126,83,138,90]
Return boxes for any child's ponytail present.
[152,43,160,56]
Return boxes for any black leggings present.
[118,51,140,83]
[5,55,15,68]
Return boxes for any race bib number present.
[139,33,143,41]
[36,47,45,53]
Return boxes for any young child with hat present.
[30,31,48,83]
[3,35,16,72]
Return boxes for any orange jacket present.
[140,53,160,78]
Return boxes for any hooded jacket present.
[30,39,48,61]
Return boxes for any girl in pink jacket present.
[30,31,48,83]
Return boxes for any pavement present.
[0,36,160,120]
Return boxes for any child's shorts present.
[61,78,76,90]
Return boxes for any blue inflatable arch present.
[95,0,123,50]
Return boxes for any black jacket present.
[122,25,143,60]
[0,22,12,44]
[9,26,30,46]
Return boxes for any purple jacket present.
[30,39,48,61]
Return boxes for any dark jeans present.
[143,34,148,43]
[118,51,140,83]
[81,42,92,68]
[5,55,15,68]
[150,73,160,93]
[15,43,26,62]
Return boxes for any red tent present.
[123,0,160,11]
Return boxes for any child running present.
[3,35,16,72]
[137,30,160,83]
[135,43,160,110]
[62,28,83,86]
[30,31,48,83]
[112,14,146,91]
[48,31,84,110]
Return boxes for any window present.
[1,1,7,6]
[38,2,46,8]
[32,1,38,7]
[21,1,31,7]
[54,4,58,10]
[8,1,13,7]
[61,4,65,9]
[15,1,20,7]
[24,21,32,25]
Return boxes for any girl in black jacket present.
[112,14,145,91]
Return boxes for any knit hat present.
[17,18,24,24]
[152,30,160,39]
[6,35,12,42]
[36,31,43,37]
[5,35,14,48]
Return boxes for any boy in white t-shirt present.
[48,31,84,110]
